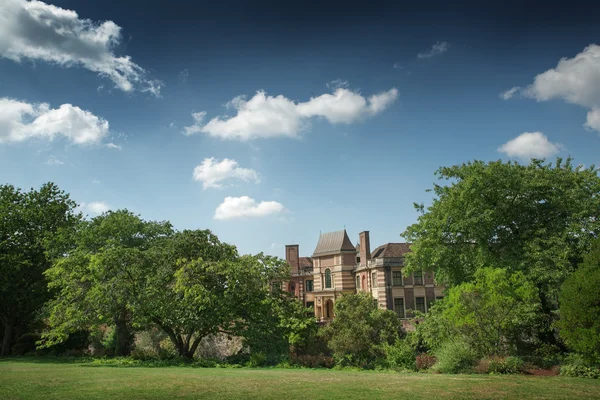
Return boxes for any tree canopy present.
[0,183,79,356]
[402,158,600,305]
[556,239,600,361]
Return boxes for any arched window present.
[324,268,332,289]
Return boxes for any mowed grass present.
[1,359,599,400]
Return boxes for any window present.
[306,301,314,309]
[371,271,377,288]
[305,279,313,292]
[392,271,403,286]
[394,298,405,318]
[436,296,444,302]
[356,275,360,289]
[324,269,332,289]
[415,297,426,313]
[413,270,423,285]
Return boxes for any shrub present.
[475,358,490,374]
[560,354,600,379]
[487,356,524,374]
[248,352,267,367]
[383,340,417,371]
[433,339,477,374]
[11,333,41,355]
[416,353,437,371]
[289,354,335,368]
[158,338,178,359]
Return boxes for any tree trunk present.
[114,312,131,357]
[1,322,12,357]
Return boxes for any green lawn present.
[1,359,599,400]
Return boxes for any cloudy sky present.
[1,0,599,256]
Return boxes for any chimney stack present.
[359,231,371,267]
[285,244,300,274]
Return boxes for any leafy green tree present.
[172,252,303,360]
[556,239,600,362]
[440,267,540,356]
[402,158,600,343]
[321,292,401,368]
[43,210,172,356]
[0,183,79,356]
[139,230,239,359]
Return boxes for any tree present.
[321,292,401,367]
[556,239,600,362]
[0,183,79,356]
[439,267,540,356]
[171,252,302,360]
[43,210,172,356]
[139,229,239,359]
[402,158,600,342]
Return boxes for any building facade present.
[285,230,445,322]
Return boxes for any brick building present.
[285,230,445,321]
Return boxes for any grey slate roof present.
[313,230,356,256]
[371,243,412,259]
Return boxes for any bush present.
[560,354,600,379]
[11,333,41,355]
[289,354,335,368]
[248,352,267,367]
[416,353,437,371]
[487,356,524,374]
[433,339,477,374]
[383,340,417,371]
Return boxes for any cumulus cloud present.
[519,44,600,132]
[193,157,260,189]
[106,142,121,150]
[500,86,521,100]
[184,87,398,140]
[87,201,110,214]
[214,196,285,220]
[417,41,449,59]
[0,0,162,95]
[0,98,109,145]
[498,132,562,160]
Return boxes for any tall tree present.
[168,252,295,359]
[556,239,600,362]
[43,210,172,356]
[0,183,79,356]
[403,158,600,309]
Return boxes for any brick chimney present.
[285,244,300,274]
[359,231,371,267]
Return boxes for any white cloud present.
[417,41,449,59]
[498,132,562,160]
[214,196,285,220]
[520,44,600,132]
[500,86,521,100]
[45,155,64,165]
[179,69,189,83]
[87,201,110,215]
[193,157,260,189]
[0,98,109,145]
[106,142,121,150]
[0,0,162,95]
[184,87,398,140]
[326,79,349,90]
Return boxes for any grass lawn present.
[1,359,599,400]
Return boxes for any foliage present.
[321,292,401,368]
[402,158,600,318]
[0,183,80,356]
[555,238,600,362]
[486,356,525,374]
[416,353,437,371]
[42,210,173,356]
[382,339,417,371]
[560,355,600,379]
[412,298,458,352]
[289,354,335,368]
[433,338,478,374]
[441,267,540,356]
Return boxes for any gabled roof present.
[371,243,412,258]
[313,230,356,256]
[299,257,313,268]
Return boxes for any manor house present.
[284,230,445,321]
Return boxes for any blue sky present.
[1,0,599,257]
